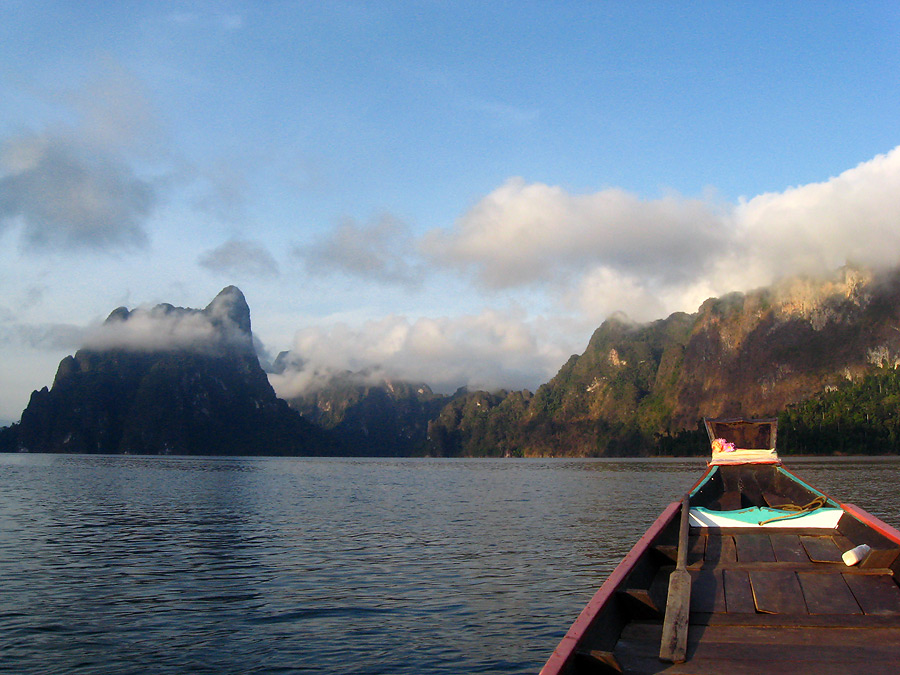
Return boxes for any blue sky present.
[2,1,900,421]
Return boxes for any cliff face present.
[1,287,330,455]
[671,268,900,427]
[432,267,900,457]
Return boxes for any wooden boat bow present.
[541,417,900,675]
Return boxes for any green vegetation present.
[778,368,900,455]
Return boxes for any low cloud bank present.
[268,310,567,399]
[82,292,252,355]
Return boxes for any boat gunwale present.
[539,498,682,675]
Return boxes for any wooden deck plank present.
[615,622,900,674]
[734,533,775,562]
[797,572,862,615]
[800,535,844,563]
[723,569,756,614]
[769,533,808,563]
[749,570,807,614]
[702,534,736,564]
[690,569,726,613]
[844,574,900,615]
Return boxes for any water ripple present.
[0,454,897,673]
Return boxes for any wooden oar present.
[659,493,691,663]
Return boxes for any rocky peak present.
[204,285,252,335]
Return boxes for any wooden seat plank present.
[703,534,736,564]
[734,533,775,562]
[622,621,900,646]
[723,569,756,614]
[861,548,900,569]
[844,574,900,615]
[749,570,807,614]
[797,572,862,615]
[693,560,888,574]
[690,569,726,613]
[769,533,808,563]
[690,611,900,627]
[800,535,844,563]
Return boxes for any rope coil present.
[757,495,828,525]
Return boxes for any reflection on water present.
[0,454,898,673]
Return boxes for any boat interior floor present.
[609,528,900,674]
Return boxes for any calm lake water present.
[1,454,899,674]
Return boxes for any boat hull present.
[541,462,900,674]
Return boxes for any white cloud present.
[570,267,668,324]
[423,146,900,323]
[421,177,728,289]
[268,310,567,399]
[722,147,900,288]
[268,146,900,396]
[82,308,218,353]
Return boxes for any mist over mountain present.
[0,287,331,455]
[278,366,450,456]
[4,268,900,457]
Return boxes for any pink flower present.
[712,438,736,453]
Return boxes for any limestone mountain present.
[428,267,900,456]
[0,287,332,455]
